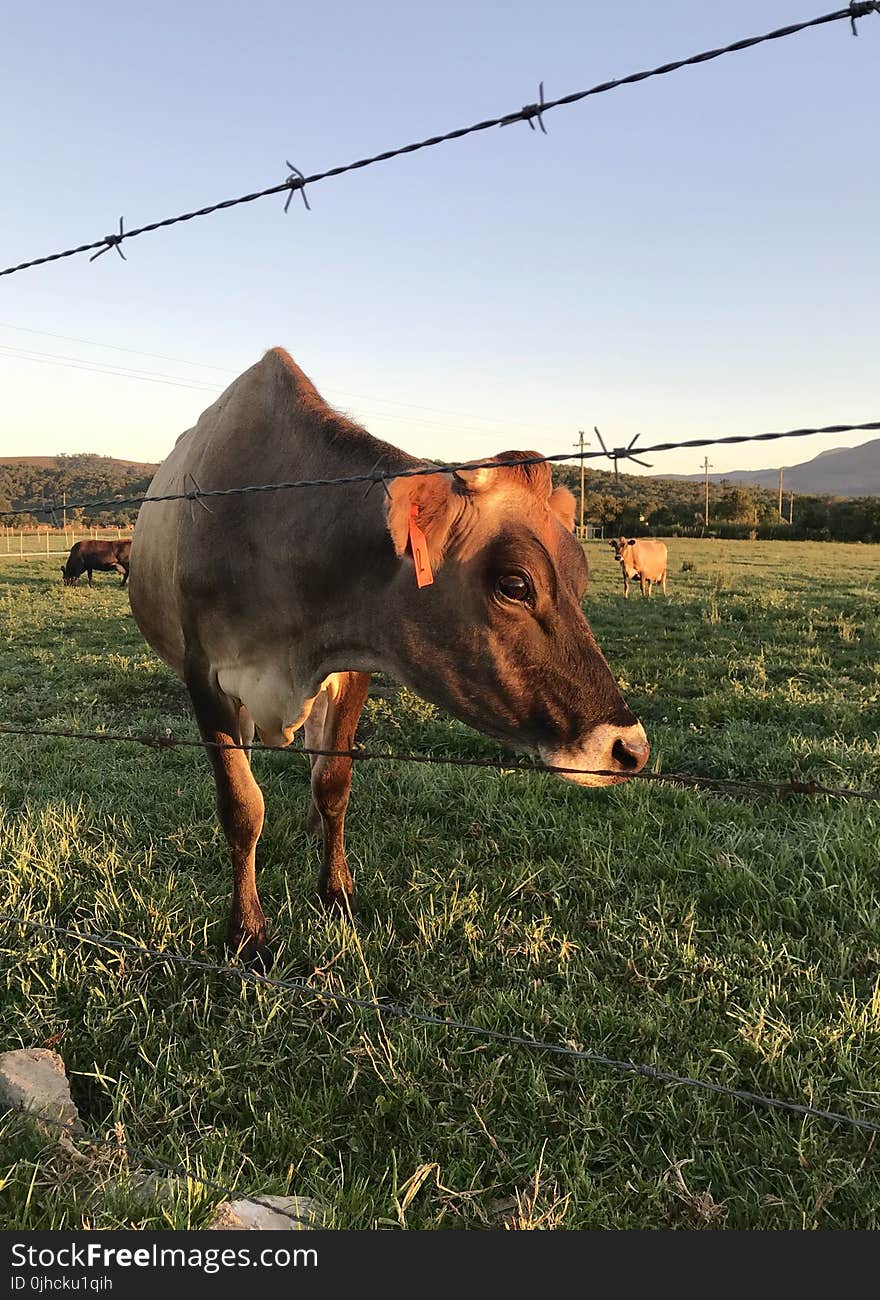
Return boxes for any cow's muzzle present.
[539,721,650,787]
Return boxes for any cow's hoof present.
[225,929,273,971]
[321,888,359,920]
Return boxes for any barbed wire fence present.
[1,3,878,280]
[0,724,877,803]
[3,0,880,1224]
[2,420,879,522]
[3,915,879,1139]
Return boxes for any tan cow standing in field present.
[130,348,649,960]
[610,537,668,598]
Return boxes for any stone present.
[125,1171,179,1209]
[0,1049,79,1127]
[206,1195,324,1231]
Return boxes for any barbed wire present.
[0,723,877,802]
[5,1106,316,1228]
[2,914,878,1136]
[2,420,878,520]
[1,5,877,280]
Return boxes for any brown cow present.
[130,349,649,960]
[609,538,668,598]
[61,539,131,587]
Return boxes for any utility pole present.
[778,467,784,519]
[573,430,587,536]
[702,457,712,526]
[62,491,67,533]
[789,491,795,526]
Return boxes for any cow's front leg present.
[117,564,129,587]
[304,671,371,910]
[622,575,630,598]
[187,668,267,961]
[304,688,329,838]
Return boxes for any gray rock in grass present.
[206,1195,324,1231]
[0,1048,79,1127]
[126,1171,180,1209]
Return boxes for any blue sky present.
[1,0,877,478]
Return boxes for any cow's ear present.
[549,486,576,532]
[386,471,456,565]
[628,538,637,545]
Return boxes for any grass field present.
[1,538,878,1230]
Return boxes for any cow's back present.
[631,539,668,580]
[129,349,411,682]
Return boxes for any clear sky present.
[1,0,877,478]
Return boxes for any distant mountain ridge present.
[666,437,880,497]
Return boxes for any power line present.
[0,322,233,373]
[0,346,219,393]
[0,345,518,433]
[0,329,544,439]
[1,6,877,279]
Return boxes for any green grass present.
[1,539,879,1230]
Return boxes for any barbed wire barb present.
[504,80,548,132]
[283,161,311,213]
[594,428,653,481]
[88,217,127,263]
[850,0,880,33]
[183,471,213,517]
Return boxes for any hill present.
[667,436,880,497]
[0,453,159,524]
[0,455,158,472]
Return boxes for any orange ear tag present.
[408,504,434,588]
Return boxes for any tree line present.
[1,453,878,542]
[0,454,155,527]
[551,465,880,543]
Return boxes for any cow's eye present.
[496,573,532,603]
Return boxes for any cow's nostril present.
[612,736,650,772]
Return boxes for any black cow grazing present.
[61,539,131,587]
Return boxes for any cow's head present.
[61,567,79,586]
[385,455,649,786]
[609,538,636,563]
